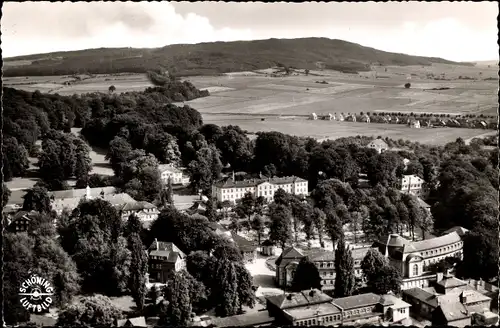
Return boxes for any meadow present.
[3,63,497,146]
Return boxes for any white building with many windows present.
[158,164,185,185]
[212,176,308,203]
[397,174,426,196]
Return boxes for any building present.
[345,113,357,122]
[373,230,465,290]
[7,210,39,233]
[117,201,159,222]
[265,290,408,326]
[309,113,318,120]
[402,273,493,323]
[209,311,274,327]
[432,302,471,327]
[158,164,185,185]
[359,114,370,123]
[397,174,425,196]
[147,239,186,283]
[379,293,411,323]
[408,119,421,129]
[261,239,277,256]
[275,247,370,289]
[212,176,308,204]
[230,232,258,263]
[116,317,148,328]
[366,139,388,154]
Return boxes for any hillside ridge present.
[3,37,470,77]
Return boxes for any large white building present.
[373,227,467,290]
[158,164,188,185]
[212,176,308,203]
[397,174,426,196]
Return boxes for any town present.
[2,2,498,328]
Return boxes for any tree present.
[325,212,343,251]
[291,257,322,292]
[251,214,265,245]
[404,83,411,89]
[334,237,355,297]
[108,85,116,93]
[57,294,123,326]
[368,265,402,295]
[188,145,222,194]
[212,259,240,317]
[460,228,498,281]
[22,186,52,213]
[311,208,326,248]
[235,191,257,228]
[205,197,218,222]
[3,137,30,181]
[235,263,256,312]
[269,205,293,249]
[128,233,147,310]
[3,183,12,208]
[160,271,192,326]
[361,248,388,280]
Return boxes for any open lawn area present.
[204,115,492,145]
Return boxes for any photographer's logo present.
[18,274,54,312]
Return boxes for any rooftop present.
[434,302,470,322]
[411,231,462,252]
[275,247,304,266]
[158,164,182,174]
[214,175,307,188]
[209,311,274,327]
[443,226,469,237]
[332,293,381,310]
[266,289,332,310]
[285,302,341,320]
[436,276,467,289]
[380,294,411,309]
[116,317,148,327]
[367,139,388,148]
[50,186,116,199]
[148,241,185,262]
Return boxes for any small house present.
[7,210,39,233]
[337,113,345,121]
[310,113,318,120]
[261,239,277,256]
[360,114,370,123]
[366,139,389,154]
[148,240,186,283]
[158,164,183,185]
[408,119,421,129]
[230,232,258,263]
[116,317,148,328]
[345,113,357,122]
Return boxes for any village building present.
[408,118,421,128]
[209,312,274,327]
[260,239,277,256]
[147,239,186,283]
[212,176,308,204]
[6,210,39,233]
[158,164,189,185]
[274,247,370,289]
[115,317,148,328]
[366,139,389,154]
[309,113,318,120]
[359,114,370,123]
[337,113,345,121]
[397,174,425,196]
[373,230,465,290]
[116,201,159,222]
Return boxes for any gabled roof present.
[433,302,470,322]
[158,164,182,174]
[385,234,411,248]
[380,294,411,309]
[332,293,381,310]
[307,249,335,262]
[403,288,438,308]
[367,139,388,148]
[411,231,462,252]
[116,317,148,327]
[275,247,304,266]
[436,276,467,289]
[119,201,158,212]
[210,311,274,327]
[266,289,332,310]
[208,222,229,233]
[148,241,185,262]
[443,226,469,237]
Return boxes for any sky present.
[2,1,498,62]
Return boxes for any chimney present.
[232,171,235,182]
[155,238,158,250]
[309,289,316,297]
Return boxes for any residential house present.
[373,230,465,290]
[359,114,370,123]
[230,232,258,263]
[261,239,277,256]
[309,113,318,120]
[7,210,39,233]
[379,293,412,323]
[158,164,184,185]
[408,118,421,128]
[116,317,148,328]
[337,113,345,122]
[275,247,305,287]
[212,176,308,204]
[397,174,425,197]
[366,139,389,154]
[331,293,385,325]
[147,239,186,283]
[345,113,357,122]
[117,201,159,222]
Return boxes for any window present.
[413,264,418,276]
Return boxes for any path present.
[464,130,497,145]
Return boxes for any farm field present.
[203,114,494,145]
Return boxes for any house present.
[408,118,421,128]
[50,186,125,214]
[379,293,412,323]
[212,176,308,204]
[432,302,471,327]
[321,113,333,121]
[7,210,39,233]
[345,113,357,122]
[147,239,186,283]
[359,114,370,123]
[366,139,389,154]
[158,164,184,185]
[261,239,277,256]
[309,113,318,120]
[337,113,345,121]
[117,201,159,222]
[373,230,465,290]
[332,293,386,325]
[397,174,425,196]
[275,247,304,287]
[116,317,148,328]
[230,232,258,263]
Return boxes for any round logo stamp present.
[18,274,54,313]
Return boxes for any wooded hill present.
[3,37,468,77]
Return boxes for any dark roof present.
[148,240,185,262]
[402,288,438,308]
[231,232,257,253]
[307,249,335,262]
[436,276,467,289]
[119,201,157,212]
[266,289,332,310]
[214,176,306,188]
[275,247,304,266]
[261,239,276,247]
[433,302,470,322]
[332,293,381,310]
[210,311,274,327]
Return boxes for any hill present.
[3,37,469,77]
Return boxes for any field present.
[3,63,497,145]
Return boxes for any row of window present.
[151,264,162,269]
[402,183,422,189]
[318,260,360,269]
[422,243,461,257]
[396,308,406,314]
[296,313,341,326]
